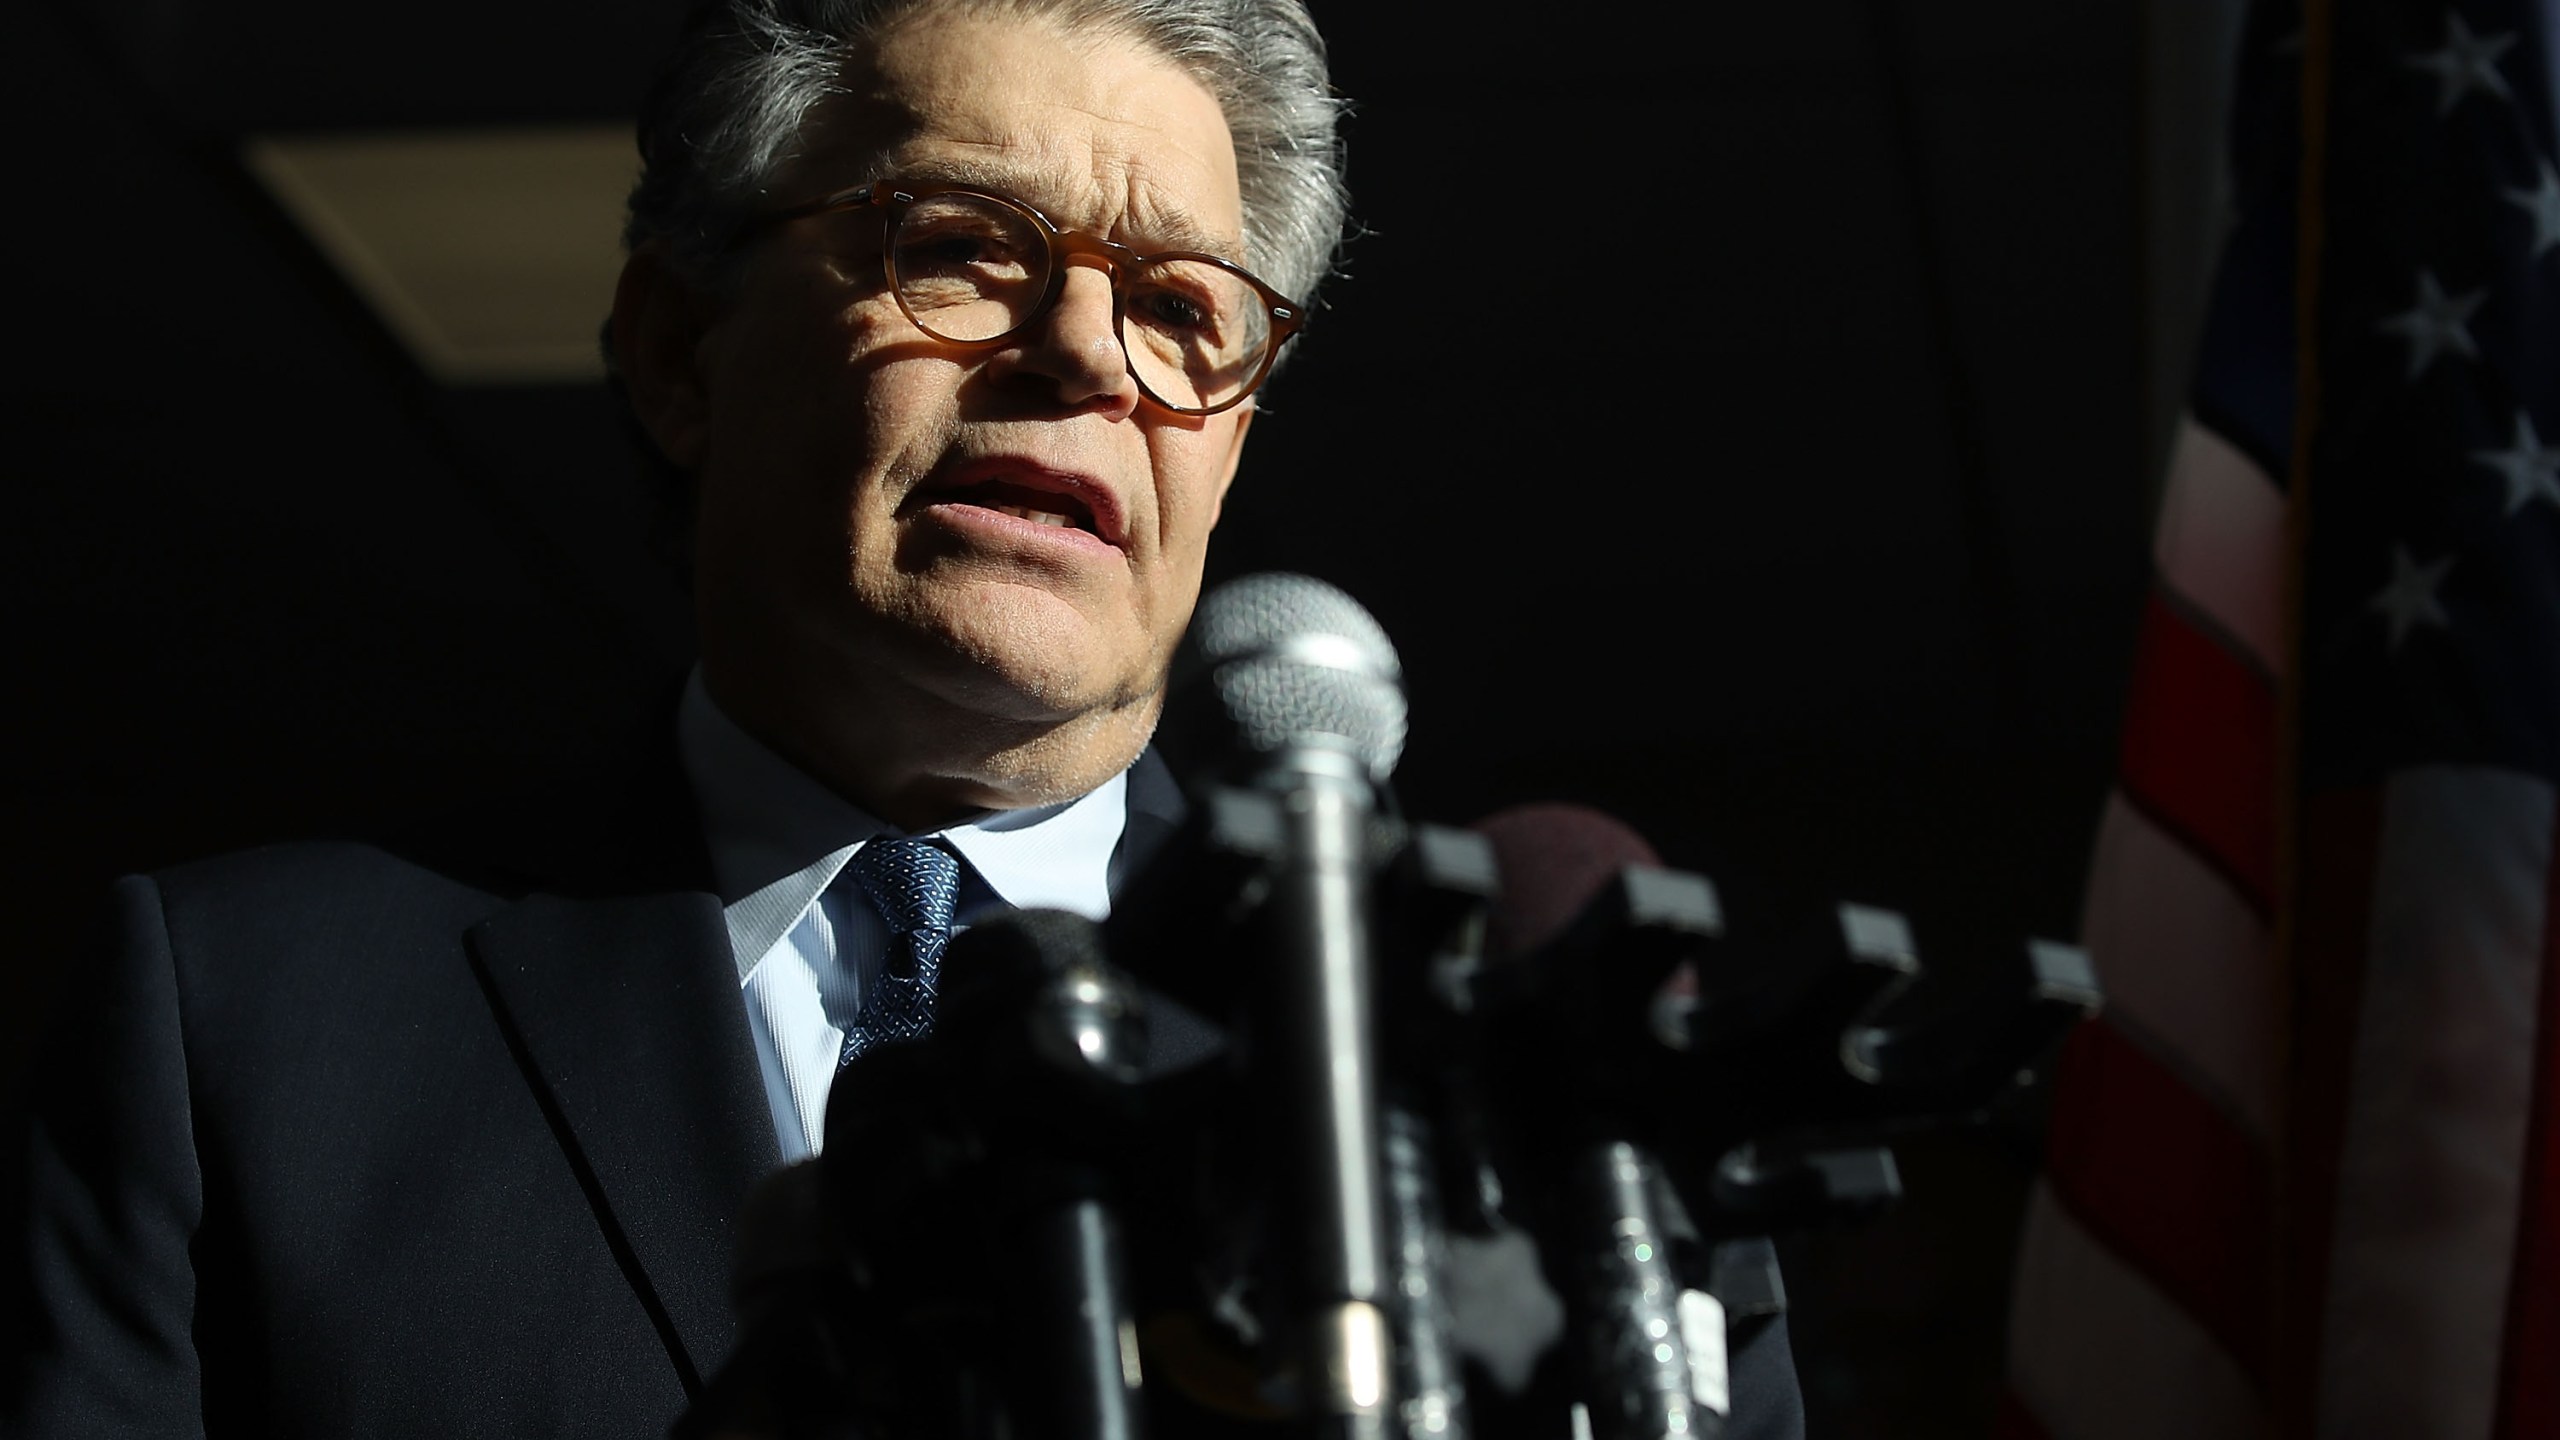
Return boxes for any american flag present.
[2002,1,2560,1436]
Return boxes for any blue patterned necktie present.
[838,837,962,1066]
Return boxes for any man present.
[7,1,1801,1434]
[606,0,1330,1164]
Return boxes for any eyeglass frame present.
[732,179,1306,417]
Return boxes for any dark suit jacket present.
[4,755,1801,1438]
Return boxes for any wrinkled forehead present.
[795,10,1245,258]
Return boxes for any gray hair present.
[625,0,1350,309]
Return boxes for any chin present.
[911,581,1156,721]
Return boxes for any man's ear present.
[609,247,718,470]
[1203,401,1255,531]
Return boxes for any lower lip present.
[921,499,1124,560]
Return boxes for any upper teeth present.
[995,504,1074,528]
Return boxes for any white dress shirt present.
[675,670,1127,1162]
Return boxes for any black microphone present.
[811,910,1153,1440]
[1162,572,1406,1440]
[936,911,1151,1440]
[1473,804,1730,1440]
[674,1157,869,1440]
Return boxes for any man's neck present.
[697,657,1158,833]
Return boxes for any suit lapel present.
[1107,750,1230,1073]
[466,888,778,1392]
[1111,747,1188,893]
[456,744,1189,1391]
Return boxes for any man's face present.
[647,9,1255,812]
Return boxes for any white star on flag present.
[2366,544,2455,651]
[2504,161,2560,261]
[2471,410,2560,514]
[2404,10,2517,116]
[2375,269,2485,379]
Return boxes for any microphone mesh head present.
[1179,573,1407,782]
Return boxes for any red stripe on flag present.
[2044,1015,2272,1381]
[2494,805,2560,1440]
[2277,788,2382,1437]
[2117,589,2278,911]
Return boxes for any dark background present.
[4,0,2242,1431]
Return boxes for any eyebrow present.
[878,156,1238,259]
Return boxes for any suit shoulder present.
[152,839,500,902]
[142,842,508,953]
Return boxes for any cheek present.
[854,356,963,459]
[727,315,957,500]
[1147,431,1240,552]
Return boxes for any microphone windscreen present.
[1168,572,1407,782]
[1473,803,1661,962]
[943,908,1112,987]
[727,1158,838,1311]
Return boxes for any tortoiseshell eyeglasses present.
[739,180,1304,416]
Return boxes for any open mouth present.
[959,478,1101,535]
[921,461,1124,547]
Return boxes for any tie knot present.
[847,837,961,938]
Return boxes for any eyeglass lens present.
[886,192,1270,412]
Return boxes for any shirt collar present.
[676,669,1129,979]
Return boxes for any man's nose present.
[987,260,1140,418]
